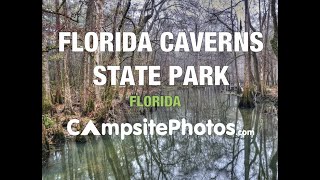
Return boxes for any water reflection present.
[42,87,278,180]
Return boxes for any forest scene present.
[42,0,278,179]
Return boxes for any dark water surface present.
[42,87,278,180]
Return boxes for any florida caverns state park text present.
[58,31,264,138]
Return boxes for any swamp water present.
[42,87,278,180]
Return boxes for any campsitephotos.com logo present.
[67,118,254,139]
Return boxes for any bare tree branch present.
[42,8,79,23]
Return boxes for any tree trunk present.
[42,56,51,102]
[61,0,74,115]
[42,53,52,113]
[270,58,275,86]
[262,3,271,96]
[230,0,241,94]
[270,0,278,58]
[63,48,74,114]
[54,0,63,104]
[54,62,63,104]
[81,0,95,114]
[252,52,261,92]
[117,0,131,100]
[81,52,88,112]
[267,68,270,86]
[239,0,255,108]
[234,52,241,94]
[115,0,129,99]
[104,0,121,109]
[93,0,104,107]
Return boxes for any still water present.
[42,87,278,180]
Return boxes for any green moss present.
[42,114,55,128]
